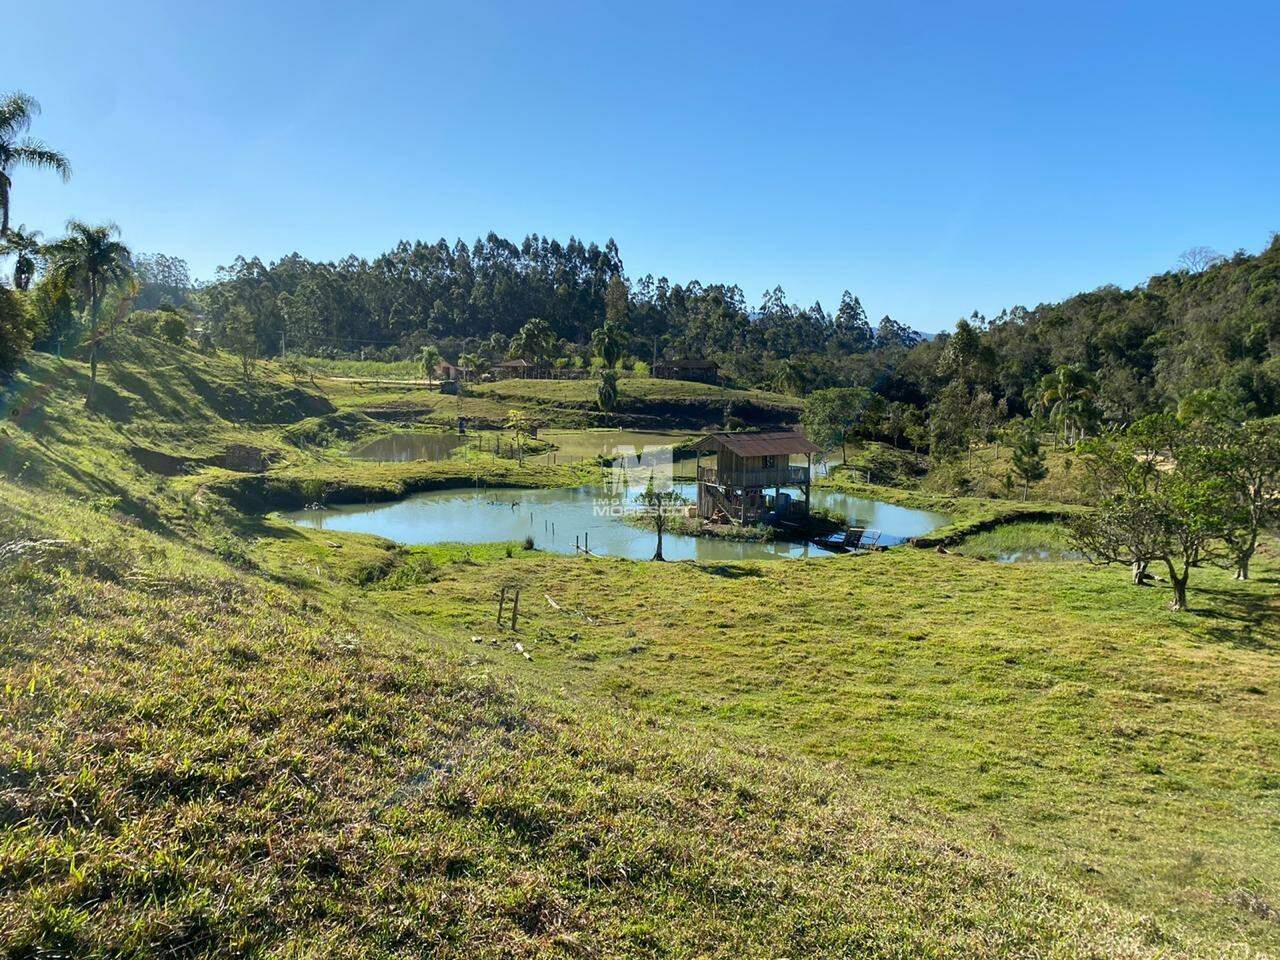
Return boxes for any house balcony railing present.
[697,464,810,489]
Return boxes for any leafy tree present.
[833,291,873,351]
[875,315,919,349]
[281,356,307,383]
[802,387,874,462]
[0,92,71,236]
[882,401,914,449]
[158,311,187,344]
[1070,416,1234,609]
[418,344,442,382]
[635,472,688,561]
[604,274,629,330]
[772,358,810,397]
[505,409,534,464]
[1010,426,1047,500]
[928,381,973,461]
[0,224,41,290]
[133,252,194,310]
[41,221,133,405]
[1195,417,1280,580]
[25,270,74,352]
[937,317,993,389]
[0,283,34,372]
[965,390,1004,465]
[227,305,257,381]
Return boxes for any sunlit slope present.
[0,484,1235,958]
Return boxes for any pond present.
[282,483,949,562]
[538,429,694,463]
[349,432,467,462]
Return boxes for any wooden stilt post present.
[497,586,507,625]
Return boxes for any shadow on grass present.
[1193,582,1280,652]
[683,562,763,579]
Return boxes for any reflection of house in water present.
[692,431,821,525]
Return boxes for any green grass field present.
[311,367,802,432]
[951,519,1080,560]
[291,355,427,379]
[537,427,696,462]
[285,533,1278,950]
[1,334,1277,956]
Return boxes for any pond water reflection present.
[283,483,949,562]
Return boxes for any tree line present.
[2,85,1277,445]
[191,229,1279,433]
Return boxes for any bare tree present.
[1177,246,1225,274]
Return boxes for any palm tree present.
[42,221,133,405]
[597,369,619,419]
[1037,364,1099,445]
[0,224,41,289]
[508,317,555,366]
[590,322,624,369]
[0,92,71,236]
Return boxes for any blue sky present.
[9,0,1279,332]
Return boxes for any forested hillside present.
[182,237,922,390]
[131,232,1278,421]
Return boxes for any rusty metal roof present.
[692,430,822,457]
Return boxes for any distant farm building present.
[494,358,547,379]
[692,430,820,525]
[653,358,719,384]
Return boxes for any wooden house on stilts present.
[692,431,822,526]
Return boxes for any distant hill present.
[965,234,1280,417]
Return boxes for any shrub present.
[159,312,187,344]
[127,309,160,337]
[300,478,327,506]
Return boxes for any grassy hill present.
[318,368,801,430]
[331,536,1277,948]
[1,336,1276,957]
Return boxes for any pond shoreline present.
[280,482,950,562]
